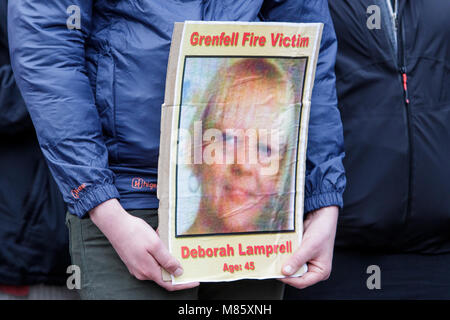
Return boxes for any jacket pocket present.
[95,50,116,139]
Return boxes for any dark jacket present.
[8,0,346,218]
[0,0,69,285]
[329,0,450,254]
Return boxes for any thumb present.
[150,241,184,277]
[282,240,314,276]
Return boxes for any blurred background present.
[0,0,78,300]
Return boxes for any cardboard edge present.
[158,22,185,282]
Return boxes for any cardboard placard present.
[158,21,323,284]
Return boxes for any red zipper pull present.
[402,72,410,104]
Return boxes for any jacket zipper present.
[395,9,413,220]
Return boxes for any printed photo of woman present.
[176,57,306,236]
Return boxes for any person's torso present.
[85,0,264,203]
[0,130,69,285]
[329,0,450,253]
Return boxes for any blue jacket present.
[8,0,345,218]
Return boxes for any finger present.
[151,259,200,291]
[138,259,199,291]
[282,241,315,276]
[157,279,200,292]
[280,270,323,289]
[148,240,184,277]
[132,252,165,281]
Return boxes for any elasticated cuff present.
[69,184,121,218]
[304,191,343,214]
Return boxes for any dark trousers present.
[285,248,450,300]
[66,210,284,300]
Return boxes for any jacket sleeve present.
[8,0,120,217]
[261,0,346,213]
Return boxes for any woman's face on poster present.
[198,78,288,232]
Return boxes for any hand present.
[89,199,199,291]
[279,205,338,289]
